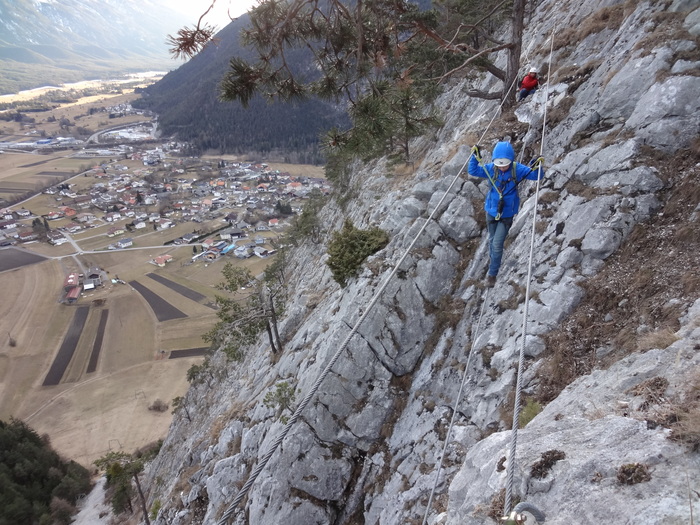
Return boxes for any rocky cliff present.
[144,0,700,523]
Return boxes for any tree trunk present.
[503,0,527,106]
[133,472,151,525]
[265,320,279,354]
[268,297,284,354]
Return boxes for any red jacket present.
[520,73,539,90]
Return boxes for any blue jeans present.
[518,88,536,101]
[486,213,513,277]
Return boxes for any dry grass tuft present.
[617,463,651,485]
[636,328,679,351]
[564,178,598,201]
[667,372,700,451]
[628,376,669,400]
[476,488,505,522]
[553,5,626,50]
[530,450,566,479]
[632,10,690,55]
[547,96,576,126]
[669,399,700,451]
[539,191,559,204]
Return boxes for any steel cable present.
[503,25,556,516]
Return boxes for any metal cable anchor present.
[500,502,546,524]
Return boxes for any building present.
[65,286,81,303]
[17,230,38,243]
[116,238,133,248]
[153,254,173,267]
[75,212,96,223]
[64,273,80,291]
[107,226,126,237]
[47,230,68,245]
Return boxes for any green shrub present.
[263,381,297,424]
[520,398,542,427]
[150,499,162,520]
[326,219,389,287]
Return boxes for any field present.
[0,151,94,203]
[0,247,223,467]
[0,83,296,467]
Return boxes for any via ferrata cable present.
[503,26,556,519]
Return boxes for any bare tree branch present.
[464,89,503,100]
[434,43,512,83]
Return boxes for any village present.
[0,138,330,302]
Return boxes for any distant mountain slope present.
[135,17,348,162]
[0,0,191,94]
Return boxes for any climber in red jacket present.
[517,67,540,102]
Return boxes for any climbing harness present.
[502,25,556,521]
[473,146,545,222]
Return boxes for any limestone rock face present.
[626,75,700,152]
[448,305,700,525]
[143,1,700,524]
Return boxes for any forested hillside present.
[0,419,91,525]
[134,16,348,163]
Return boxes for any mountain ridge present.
[134,16,348,161]
[0,0,192,94]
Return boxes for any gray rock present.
[670,0,700,13]
[442,145,472,179]
[598,48,673,120]
[549,144,599,184]
[580,255,605,276]
[671,58,700,74]
[413,180,440,201]
[632,194,662,221]
[561,195,618,245]
[684,6,700,36]
[415,242,460,303]
[527,278,585,328]
[395,196,426,219]
[447,331,700,525]
[203,455,248,520]
[574,139,639,183]
[581,227,622,259]
[555,246,583,270]
[626,76,700,152]
[591,166,663,194]
[522,335,546,358]
[284,429,353,500]
[438,194,481,243]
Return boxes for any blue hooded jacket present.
[467,141,542,218]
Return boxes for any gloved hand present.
[471,145,481,159]
[530,156,545,169]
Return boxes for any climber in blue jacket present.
[467,141,544,287]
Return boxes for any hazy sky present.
[174,0,258,28]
